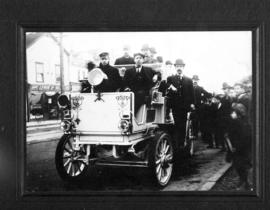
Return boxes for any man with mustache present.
[167,59,194,152]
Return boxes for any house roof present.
[26,33,70,56]
[25,33,44,49]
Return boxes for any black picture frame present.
[0,0,269,209]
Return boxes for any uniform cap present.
[99,52,109,57]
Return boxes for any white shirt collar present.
[136,66,142,72]
[176,74,183,79]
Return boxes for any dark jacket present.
[98,64,122,92]
[229,117,251,157]
[167,75,194,110]
[200,102,218,133]
[217,95,233,120]
[123,66,156,93]
[114,56,135,65]
[81,64,122,93]
[193,85,212,107]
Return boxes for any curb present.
[27,120,61,128]
[27,124,61,132]
[198,163,232,191]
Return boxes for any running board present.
[95,160,149,168]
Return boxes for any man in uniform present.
[166,59,194,151]
[97,52,122,92]
[123,52,158,113]
[191,75,212,138]
[114,45,135,65]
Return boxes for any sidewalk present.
[27,130,62,144]
[163,148,232,191]
[27,119,61,128]
[27,120,62,142]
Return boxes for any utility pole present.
[59,32,64,93]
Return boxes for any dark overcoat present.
[166,75,194,111]
[98,64,122,92]
[114,56,135,65]
[123,66,156,92]
[123,66,156,112]
[193,85,212,107]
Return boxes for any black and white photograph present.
[25,31,254,193]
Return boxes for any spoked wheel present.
[55,134,88,182]
[184,117,195,157]
[149,132,174,187]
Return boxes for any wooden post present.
[59,33,64,93]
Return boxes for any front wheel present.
[148,131,174,187]
[55,134,88,182]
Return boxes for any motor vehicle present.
[55,66,195,187]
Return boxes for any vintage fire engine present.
[55,66,195,187]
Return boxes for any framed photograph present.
[0,0,269,209]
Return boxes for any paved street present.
[26,124,230,192]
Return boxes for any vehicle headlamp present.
[118,119,130,133]
[58,94,70,109]
[60,120,71,131]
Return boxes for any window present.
[55,64,60,83]
[35,62,44,83]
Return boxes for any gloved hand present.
[124,87,131,92]
[168,84,177,92]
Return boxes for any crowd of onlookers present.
[81,43,253,191]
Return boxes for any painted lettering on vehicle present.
[116,95,130,108]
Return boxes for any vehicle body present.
[55,66,195,187]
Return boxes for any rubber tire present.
[55,134,88,182]
[148,131,174,188]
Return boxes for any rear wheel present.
[55,134,88,182]
[184,118,195,157]
[148,131,174,187]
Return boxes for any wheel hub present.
[160,152,169,168]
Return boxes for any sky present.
[60,31,252,93]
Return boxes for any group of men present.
[81,46,253,191]
[81,49,211,151]
[197,80,252,190]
